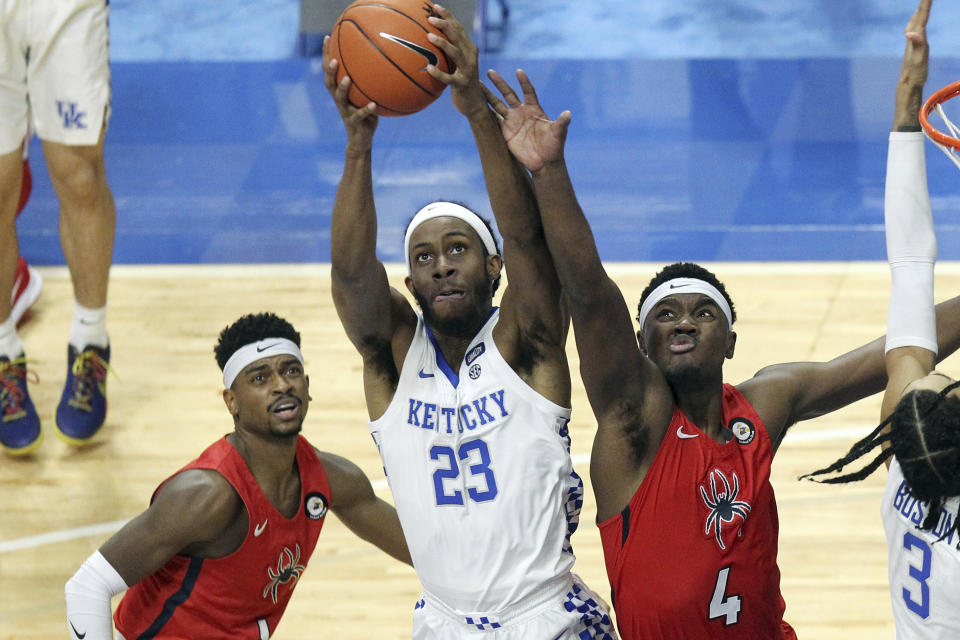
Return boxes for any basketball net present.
[920,80,960,170]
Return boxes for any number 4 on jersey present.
[709,566,742,625]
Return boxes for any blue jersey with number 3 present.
[370,309,581,614]
[883,458,960,638]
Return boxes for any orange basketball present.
[331,0,451,117]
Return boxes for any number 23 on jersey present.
[430,439,498,506]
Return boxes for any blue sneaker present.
[55,344,110,445]
[0,354,42,455]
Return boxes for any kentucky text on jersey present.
[406,390,509,433]
[892,480,959,547]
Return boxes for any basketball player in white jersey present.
[804,1,960,636]
[322,5,615,638]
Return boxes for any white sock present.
[0,314,23,359]
[69,302,109,350]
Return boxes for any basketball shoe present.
[0,354,42,455]
[55,344,109,445]
[11,257,42,327]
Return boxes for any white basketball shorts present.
[0,0,111,153]
[412,573,618,639]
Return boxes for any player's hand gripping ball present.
[331,0,452,116]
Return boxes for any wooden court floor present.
[3,262,958,639]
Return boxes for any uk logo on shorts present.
[56,101,88,129]
[699,468,752,551]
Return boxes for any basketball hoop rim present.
[920,80,960,149]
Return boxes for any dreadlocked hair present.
[637,262,737,325]
[802,380,960,546]
[405,201,503,295]
[214,312,301,370]
[800,418,895,484]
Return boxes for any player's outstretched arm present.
[318,451,412,565]
[324,33,390,331]
[485,69,674,517]
[485,69,669,418]
[65,470,241,639]
[426,7,569,398]
[882,0,935,424]
[323,36,414,416]
[744,294,960,444]
[482,69,642,404]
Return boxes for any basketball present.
[331,0,452,117]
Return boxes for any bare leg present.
[42,126,115,309]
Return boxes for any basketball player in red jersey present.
[483,71,960,637]
[63,313,411,640]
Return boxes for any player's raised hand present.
[485,69,571,173]
[905,0,932,48]
[895,0,932,130]
[425,4,485,118]
[322,35,378,144]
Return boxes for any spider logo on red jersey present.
[699,468,751,550]
[262,544,306,604]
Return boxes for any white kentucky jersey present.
[882,458,960,639]
[371,309,581,614]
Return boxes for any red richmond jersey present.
[598,384,796,640]
[114,435,331,640]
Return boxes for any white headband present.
[222,338,304,389]
[403,202,498,271]
[637,277,733,329]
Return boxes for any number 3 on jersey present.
[709,566,741,625]
[430,439,498,506]
[902,532,932,619]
